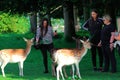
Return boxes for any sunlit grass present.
[0,33,120,80]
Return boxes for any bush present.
[0,12,30,34]
[51,18,64,32]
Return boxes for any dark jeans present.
[102,45,116,72]
[40,43,54,72]
[91,45,103,68]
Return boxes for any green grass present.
[0,33,120,80]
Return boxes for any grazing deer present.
[0,38,33,77]
[53,39,91,80]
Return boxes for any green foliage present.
[51,18,64,32]
[0,12,30,34]
[51,18,64,27]
[76,29,90,37]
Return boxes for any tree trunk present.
[47,14,52,26]
[104,1,116,28]
[83,6,90,21]
[73,5,78,27]
[29,12,37,33]
[63,1,75,41]
[83,0,90,21]
[73,5,80,32]
[37,12,41,27]
[46,7,52,26]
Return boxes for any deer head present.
[80,39,91,49]
[23,38,34,46]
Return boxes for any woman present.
[82,9,103,71]
[36,18,54,73]
[99,15,116,73]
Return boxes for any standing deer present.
[51,49,70,78]
[0,38,33,77]
[53,39,91,80]
[51,37,82,78]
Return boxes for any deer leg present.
[72,64,75,80]
[57,64,65,80]
[75,63,81,79]
[56,65,60,80]
[0,60,2,66]
[59,65,65,80]
[0,60,3,66]
[63,66,68,78]
[1,61,8,77]
[18,61,24,76]
[52,62,56,77]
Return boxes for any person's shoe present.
[44,71,49,74]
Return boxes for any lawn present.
[0,33,120,80]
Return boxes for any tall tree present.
[82,0,90,21]
[63,1,75,41]
[29,12,37,33]
[104,0,116,27]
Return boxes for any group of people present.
[83,9,117,73]
[35,9,118,74]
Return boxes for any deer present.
[0,38,33,77]
[51,37,83,78]
[53,39,91,80]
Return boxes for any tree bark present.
[83,6,90,21]
[37,12,41,27]
[104,0,116,27]
[29,12,37,33]
[73,5,78,27]
[63,1,75,41]
[73,5,80,32]
[46,7,52,26]
[83,0,90,21]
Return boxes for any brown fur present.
[55,48,85,57]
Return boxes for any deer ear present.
[31,38,34,42]
[86,39,89,42]
[23,37,27,42]
[80,40,84,43]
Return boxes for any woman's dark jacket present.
[82,18,103,44]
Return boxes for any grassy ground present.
[0,33,120,80]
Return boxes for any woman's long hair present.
[40,18,49,37]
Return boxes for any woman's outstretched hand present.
[98,41,102,47]
[110,43,114,51]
